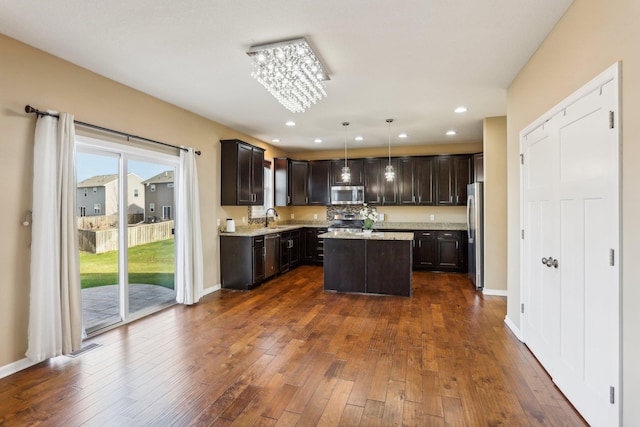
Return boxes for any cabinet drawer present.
[253,236,265,247]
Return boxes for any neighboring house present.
[76,173,145,218]
[142,170,175,222]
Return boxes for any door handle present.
[542,257,559,268]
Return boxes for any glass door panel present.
[77,151,122,333]
[126,159,176,316]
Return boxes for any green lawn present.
[80,238,175,289]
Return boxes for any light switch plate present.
[430,214,435,221]
[314,214,318,219]
[291,213,295,219]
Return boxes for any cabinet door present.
[289,231,301,267]
[436,231,460,269]
[251,148,264,205]
[237,143,254,205]
[397,157,415,205]
[473,153,484,182]
[279,232,291,272]
[414,231,436,267]
[363,158,381,204]
[302,228,317,262]
[332,159,364,186]
[308,161,330,205]
[454,155,472,206]
[436,156,455,205]
[274,158,290,206]
[380,158,399,205]
[415,157,435,205]
[252,238,265,285]
[290,161,308,205]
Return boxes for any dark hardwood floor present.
[0,266,586,426]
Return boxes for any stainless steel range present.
[328,212,364,233]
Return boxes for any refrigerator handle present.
[467,194,474,244]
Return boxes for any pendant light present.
[385,119,395,181]
[341,121,351,183]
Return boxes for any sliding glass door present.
[77,137,179,334]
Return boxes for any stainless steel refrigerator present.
[467,182,484,290]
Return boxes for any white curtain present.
[175,147,203,305]
[26,113,83,361]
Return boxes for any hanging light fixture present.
[385,119,395,181]
[341,121,351,183]
[246,38,329,113]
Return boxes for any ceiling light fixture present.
[355,136,364,141]
[285,120,296,127]
[454,106,467,113]
[341,122,351,183]
[446,130,456,136]
[272,138,280,143]
[247,37,329,113]
[314,138,322,144]
[385,119,395,182]
[398,133,408,139]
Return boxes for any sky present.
[76,152,172,182]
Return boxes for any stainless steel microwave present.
[331,186,365,205]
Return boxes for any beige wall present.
[506,0,640,422]
[0,34,288,367]
[483,117,507,291]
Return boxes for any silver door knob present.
[542,257,548,265]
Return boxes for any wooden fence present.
[77,213,144,230]
[78,220,174,254]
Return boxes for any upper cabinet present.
[473,153,484,182]
[331,159,364,186]
[436,155,472,206]
[275,158,309,206]
[220,139,264,206]
[308,160,331,206]
[364,158,398,205]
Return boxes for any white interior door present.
[521,64,620,427]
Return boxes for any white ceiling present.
[0,0,572,152]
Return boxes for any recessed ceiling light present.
[272,138,280,143]
[398,133,408,139]
[454,106,467,113]
[446,130,457,136]
[285,120,295,126]
[314,138,322,144]
[355,136,364,141]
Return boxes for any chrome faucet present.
[265,208,279,228]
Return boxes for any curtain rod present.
[25,105,201,156]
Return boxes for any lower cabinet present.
[302,227,327,264]
[413,230,467,272]
[324,239,366,293]
[279,230,300,273]
[220,235,265,290]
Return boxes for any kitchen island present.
[319,231,413,297]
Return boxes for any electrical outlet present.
[291,213,295,219]
[242,216,246,223]
[379,213,385,221]
[313,214,318,220]
[216,218,220,226]
[430,214,435,221]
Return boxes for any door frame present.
[519,61,621,422]
[76,135,180,333]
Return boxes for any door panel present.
[521,66,619,427]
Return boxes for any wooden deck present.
[0,265,586,426]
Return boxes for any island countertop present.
[318,231,414,241]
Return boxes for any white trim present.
[203,284,221,296]
[482,288,507,297]
[0,357,39,379]
[504,315,523,342]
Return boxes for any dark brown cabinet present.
[413,230,437,268]
[397,157,415,205]
[302,227,327,264]
[436,155,472,206]
[274,158,309,206]
[366,239,412,297]
[308,161,331,205]
[473,153,484,182]
[415,157,435,205]
[364,158,398,205]
[279,230,300,273]
[220,235,265,290]
[220,139,265,206]
[413,230,467,272]
[323,239,366,293]
[331,159,364,186]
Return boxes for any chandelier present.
[341,122,351,183]
[247,38,329,113]
[385,119,395,181]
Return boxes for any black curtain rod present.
[24,105,201,156]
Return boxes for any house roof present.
[142,170,174,185]
[77,174,118,188]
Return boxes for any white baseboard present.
[0,357,39,379]
[482,288,508,296]
[202,283,221,296]
[504,315,523,342]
